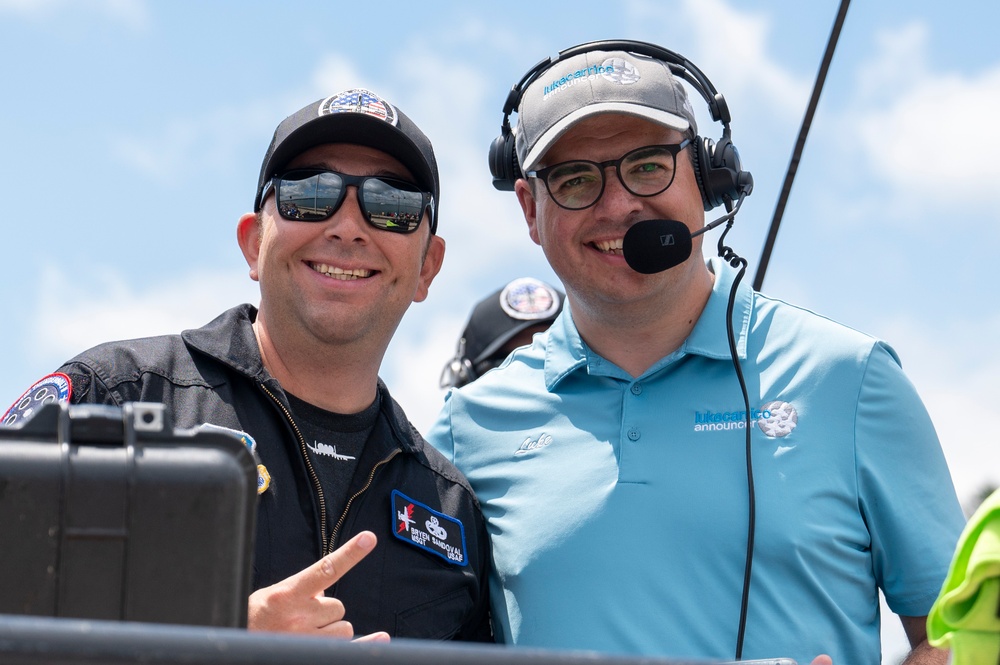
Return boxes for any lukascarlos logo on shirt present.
[693,401,798,438]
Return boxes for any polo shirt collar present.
[543,307,590,389]
[543,257,752,391]
[683,256,752,362]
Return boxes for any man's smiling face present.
[244,142,443,350]
[517,114,706,316]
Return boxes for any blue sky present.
[2,1,997,658]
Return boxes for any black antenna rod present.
[753,0,852,291]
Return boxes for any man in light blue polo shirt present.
[427,40,964,665]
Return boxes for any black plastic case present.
[0,402,256,628]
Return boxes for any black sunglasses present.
[526,140,691,211]
[261,168,434,234]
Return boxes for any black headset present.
[488,39,753,211]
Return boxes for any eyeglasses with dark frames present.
[525,140,692,211]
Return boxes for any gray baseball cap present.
[514,49,698,172]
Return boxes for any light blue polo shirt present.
[427,257,965,664]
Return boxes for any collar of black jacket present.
[181,304,423,456]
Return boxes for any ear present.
[236,212,262,282]
[413,234,446,303]
[515,178,541,246]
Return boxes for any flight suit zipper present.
[327,448,400,555]
[259,383,330,549]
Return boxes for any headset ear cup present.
[692,136,713,211]
[715,137,752,200]
[696,135,744,210]
[489,130,521,192]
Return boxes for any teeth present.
[594,239,624,254]
[311,263,372,280]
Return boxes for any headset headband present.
[498,40,731,130]
[488,39,751,210]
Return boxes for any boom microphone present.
[622,219,693,274]
[622,192,750,274]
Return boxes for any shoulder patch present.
[1,373,72,428]
[391,490,468,566]
[256,464,271,494]
[196,423,270,494]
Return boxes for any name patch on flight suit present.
[391,490,468,566]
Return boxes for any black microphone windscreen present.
[622,219,694,274]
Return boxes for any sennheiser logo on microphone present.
[660,234,675,246]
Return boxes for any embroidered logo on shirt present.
[692,401,799,438]
[391,490,467,566]
[514,432,553,456]
[757,401,798,438]
[306,441,356,461]
[397,503,416,532]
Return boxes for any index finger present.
[286,531,378,598]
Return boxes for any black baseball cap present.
[440,278,564,388]
[254,88,440,234]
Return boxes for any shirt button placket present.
[627,381,642,441]
[619,381,644,483]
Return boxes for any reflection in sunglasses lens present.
[278,173,341,221]
[274,170,428,233]
[362,179,423,232]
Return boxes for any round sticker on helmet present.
[500,277,561,321]
[1,372,72,428]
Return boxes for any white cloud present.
[0,0,149,29]
[109,57,372,188]
[855,22,930,97]
[309,54,369,98]
[853,23,1000,205]
[113,122,202,185]
[111,98,282,186]
[30,264,259,363]
[630,0,811,123]
[682,0,808,108]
